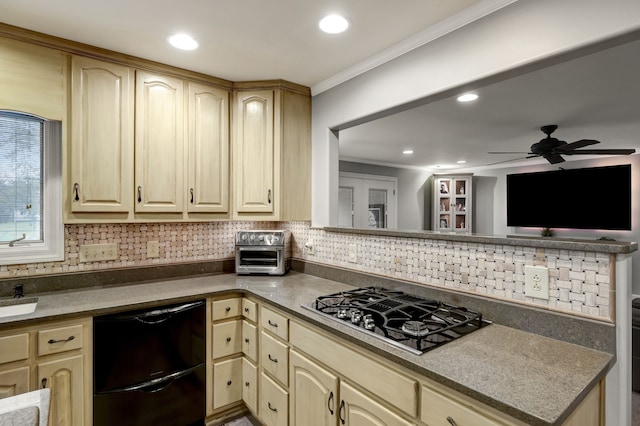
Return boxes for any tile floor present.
[220,415,261,426]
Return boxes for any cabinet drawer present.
[261,330,289,387]
[37,324,83,356]
[290,320,417,417]
[212,320,242,359]
[242,358,258,414]
[260,306,288,341]
[213,357,243,409]
[0,334,29,364]
[242,320,258,362]
[421,383,522,426]
[212,298,242,320]
[242,298,258,322]
[260,371,288,426]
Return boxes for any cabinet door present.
[290,350,338,426]
[38,355,84,426]
[70,56,133,212]
[0,366,29,400]
[187,82,229,213]
[242,358,258,414]
[213,357,242,409]
[340,382,414,426]
[135,71,184,212]
[234,90,274,213]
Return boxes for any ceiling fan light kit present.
[489,124,636,165]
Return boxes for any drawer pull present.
[245,381,250,387]
[268,402,278,412]
[328,391,334,415]
[268,320,278,328]
[268,354,278,363]
[339,400,345,424]
[446,416,458,426]
[244,338,250,343]
[227,380,232,386]
[226,337,232,343]
[225,306,231,312]
[41,378,47,389]
[244,307,250,313]
[48,335,75,344]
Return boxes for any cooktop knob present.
[350,310,362,324]
[337,309,348,319]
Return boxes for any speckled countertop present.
[0,271,613,426]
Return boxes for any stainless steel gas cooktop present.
[303,287,488,355]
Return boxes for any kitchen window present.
[0,110,63,265]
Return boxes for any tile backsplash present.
[0,221,613,321]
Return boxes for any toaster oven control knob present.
[264,234,273,244]
[350,310,362,324]
[258,234,264,241]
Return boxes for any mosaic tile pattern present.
[0,221,612,320]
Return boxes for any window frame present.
[0,117,63,266]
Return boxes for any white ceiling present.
[0,0,505,93]
[339,35,640,171]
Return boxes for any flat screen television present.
[506,164,631,230]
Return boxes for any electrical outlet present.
[79,243,118,262]
[304,239,314,255]
[147,241,160,258]
[524,265,549,300]
[348,244,358,263]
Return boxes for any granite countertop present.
[0,271,613,426]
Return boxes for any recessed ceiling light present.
[457,160,467,164]
[319,14,350,34]
[457,93,478,103]
[167,33,199,50]
[402,149,414,155]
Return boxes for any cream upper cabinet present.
[233,86,311,221]
[187,82,229,213]
[233,90,275,214]
[70,56,134,213]
[135,71,185,213]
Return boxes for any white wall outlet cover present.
[524,265,549,300]
[348,244,357,263]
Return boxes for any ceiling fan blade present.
[555,139,600,152]
[487,151,531,154]
[563,148,636,155]
[543,153,565,164]
[485,155,537,166]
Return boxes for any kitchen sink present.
[0,297,38,318]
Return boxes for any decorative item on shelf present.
[598,236,616,241]
[540,228,554,237]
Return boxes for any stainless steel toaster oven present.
[235,230,291,275]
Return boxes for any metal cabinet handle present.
[244,338,250,343]
[226,337,231,343]
[73,183,79,201]
[339,400,345,424]
[268,189,272,204]
[245,381,250,387]
[244,307,250,313]
[446,416,458,426]
[268,402,278,412]
[137,186,142,203]
[328,391,334,415]
[268,354,278,363]
[268,319,278,328]
[227,380,232,386]
[225,306,231,312]
[41,378,47,389]
[48,335,75,344]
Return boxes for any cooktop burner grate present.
[307,287,488,355]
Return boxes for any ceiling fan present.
[488,124,636,165]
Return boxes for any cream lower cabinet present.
[340,381,415,426]
[259,305,290,426]
[0,318,91,426]
[289,349,337,426]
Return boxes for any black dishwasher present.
[93,300,206,426]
